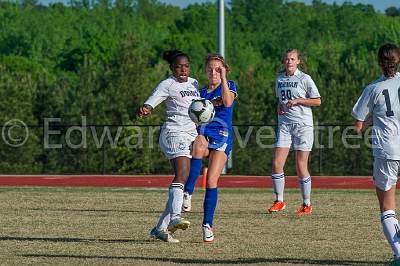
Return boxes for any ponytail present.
[378,43,400,78]
[162,50,189,66]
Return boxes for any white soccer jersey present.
[144,76,200,133]
[275,69,320,126]
[352,72,400,160]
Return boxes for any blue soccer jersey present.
[198,80,237,154]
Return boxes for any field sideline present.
[0,175,382,189]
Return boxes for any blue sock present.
[184,158,202,195]
[203,188,218,227]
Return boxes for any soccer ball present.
[188,99,215,124]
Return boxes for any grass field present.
[0,187,395,265]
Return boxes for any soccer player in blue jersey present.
[352,43,400,264]
[183,53,237,242]
[268,49,321,216]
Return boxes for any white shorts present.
[159,130,197,160]
[373,157,400,191]
[275,123,314,151]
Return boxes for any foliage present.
[385,6,400,17]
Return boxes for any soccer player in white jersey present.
[138,50,200,243]
[352,43,400,264]
[268,49,321,216]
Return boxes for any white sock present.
[381,210,400,258]
[156,202,170,231]
[272,173,285,202]
[299,176,311,206]
[156,207,171,231]
[169,183,184,221]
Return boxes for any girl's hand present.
[287,98,302,108]
[137,104,153,118]
[216,66,227,81]
[277,104,285,115]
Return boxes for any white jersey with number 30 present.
[352,72,400,160]
[275,69,320,126]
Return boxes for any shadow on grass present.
[23,208,262,215]
[0,236,151,244]
[25,208,157,214]
[19,254,387,265]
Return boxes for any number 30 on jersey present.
[281,89,292,101]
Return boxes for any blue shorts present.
[198,125,233,156]
[204,135,232,156]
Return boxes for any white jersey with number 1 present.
[352,72,400,160]
[275,69,320,126]
[144,76,200,134]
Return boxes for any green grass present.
[0,187,394,265]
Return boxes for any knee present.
[192,138,208,158]
[272,159,284,173]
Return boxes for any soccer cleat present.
[202,224,214,243]
[150,227,179,243]
[267,201,286,213]
[167,217,190,233]
[296,204,313,216]
[182,192,192,212]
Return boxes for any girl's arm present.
[219,67,235,107]
[287,97,321,107]
[137,79,171,117]
[354,116,372,134]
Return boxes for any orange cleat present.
[267,201,286,213]
[296,204,313,216]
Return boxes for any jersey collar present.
[171,75,190,84]
[284,68,301,78]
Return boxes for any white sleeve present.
[275,79,279,98]
[352,86,374,121]
[305,75,320,98]
[192,78,200,91]
[144,79,171,108]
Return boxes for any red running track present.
[0,175,380,189]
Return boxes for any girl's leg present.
[296,150,311,206]
[268,147,290,213]
[156,156,190,232]
[272,147,290,174]
[183,136,209,211]
[377,186,400,259]
[202,150,227,242]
